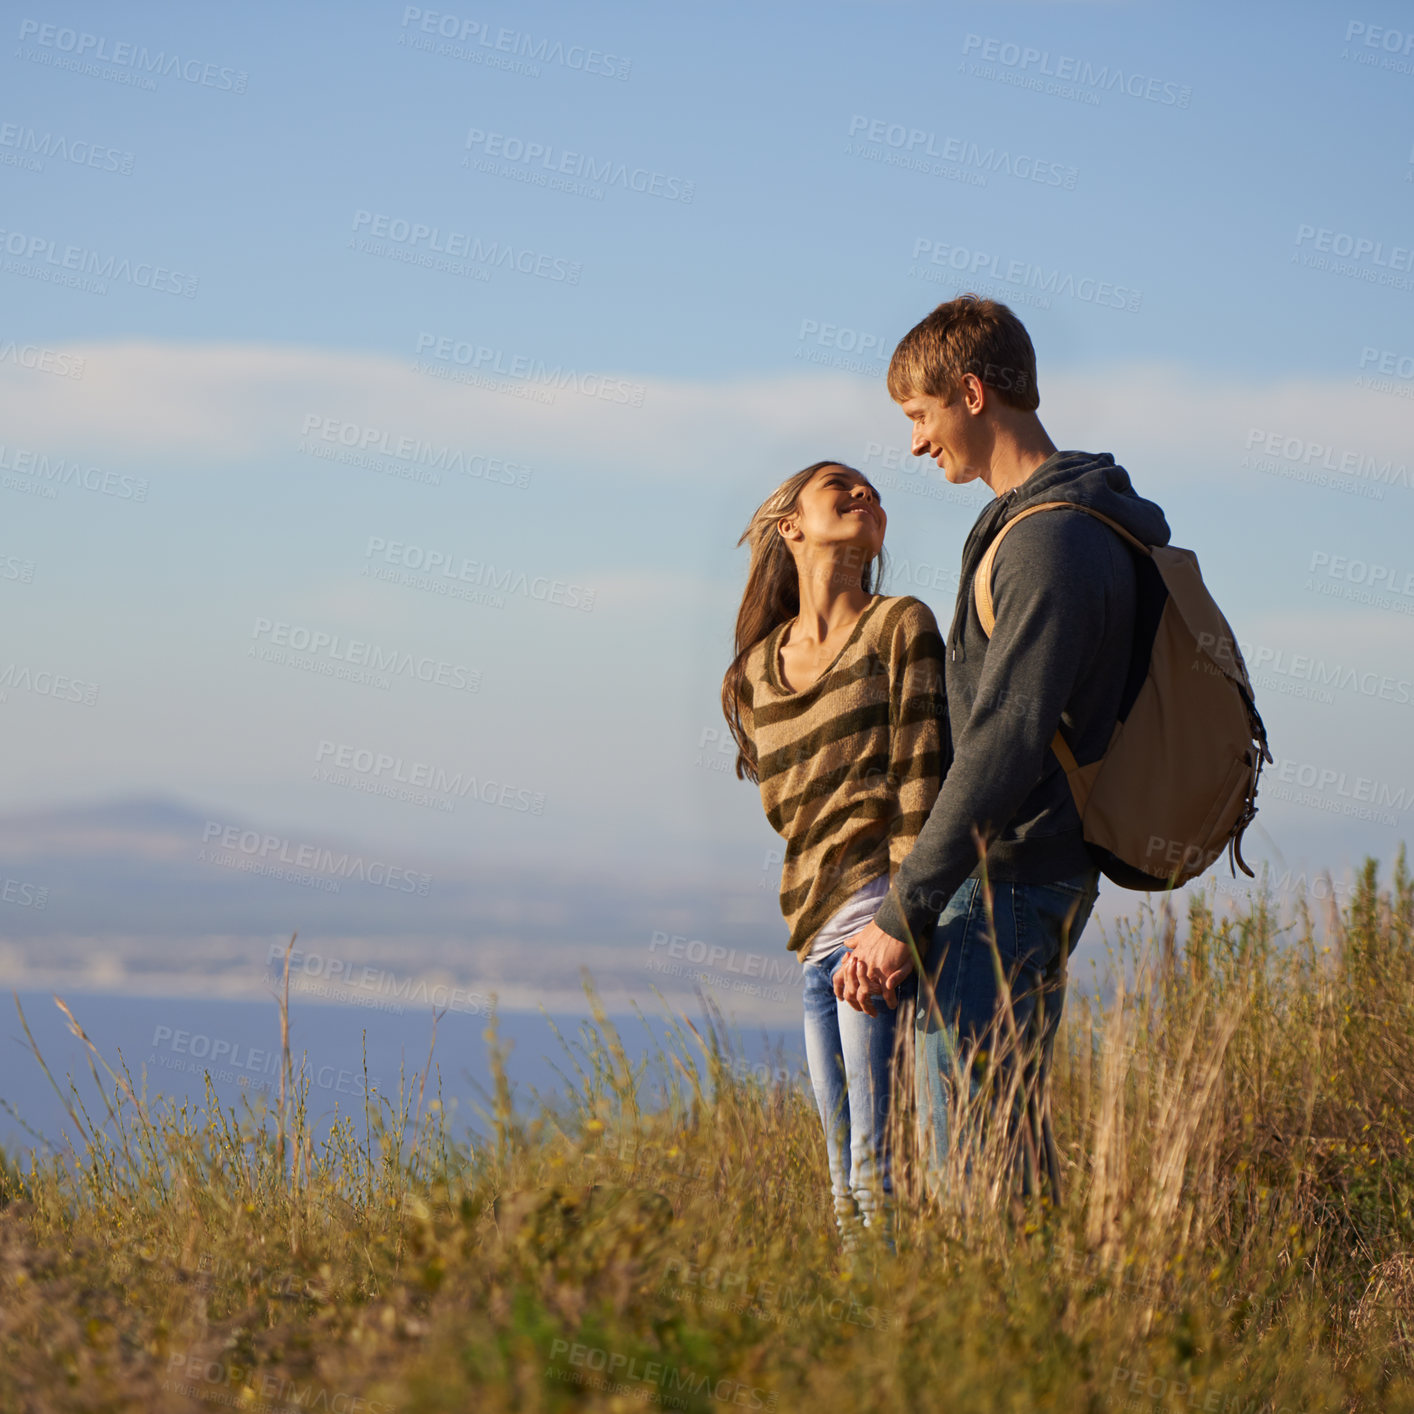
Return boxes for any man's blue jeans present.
[801,942,898,1243]
[908,869,1101,1199]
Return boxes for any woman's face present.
[781,464,886,564]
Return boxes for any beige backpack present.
[974,501,1272,890]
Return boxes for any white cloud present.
[3,340,1408,494]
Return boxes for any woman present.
[721,459,946,1243]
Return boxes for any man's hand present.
[833,919,915,1013]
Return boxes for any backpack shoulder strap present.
[973,500,1150,637]
[972,500,1150,815]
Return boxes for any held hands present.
[833,919,915,1015]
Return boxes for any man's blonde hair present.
[887,293,1040,412]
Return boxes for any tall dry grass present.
[1,855,1412,1412]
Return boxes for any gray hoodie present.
[872,449,1171,946]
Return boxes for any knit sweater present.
[740,594,947,958]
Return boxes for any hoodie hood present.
[946,450,1171,659]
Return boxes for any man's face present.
[898,384,984,485]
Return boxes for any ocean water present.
[0,989,808,1162]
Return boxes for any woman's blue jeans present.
[801,943,899,1243]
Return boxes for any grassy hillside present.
[2,854,1413,1413]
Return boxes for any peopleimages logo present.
[845,114,1078,189]
[363,536,596,612]
[658,1256,889,1330]
[314,739,547,815]
[0,225,198,297]
[199,820,434,895]
[1242,427,1409,499]
[1,877,48,909]
[0,443,149,500]
[1195,628,1414,709]
[349,210,581,284]
[1294,224,1413,270]
[161,1353,395,1414]
[414,331,646,407]
[1355,345,1414,400]
[0,662,99,706]
[299,415,531,489]
[1340,20,1414,74]
[399,7,630,80]
[862,440,976,506]
[15,18,249,93]
[462,127,692,202]
[1293,223,1414,292]
[1265,756,1412,828]
[0,340,83,378]
[0,120,135,175]
[794,318,891,376]
[264,941,496,1017]
[249,616,483,692]
[960,34,1192,107]
[1305,550,1414,615]
[910,237,1142,312]
[647,930,802,1000]
[546,1339,775,1410]
[1111,1366,1292,1413]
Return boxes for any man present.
[835,293,1170,1194]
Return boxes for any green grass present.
[3,852,1414,1412]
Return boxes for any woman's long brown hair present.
[720,460,886,783]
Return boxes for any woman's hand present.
[833,919,914,1014]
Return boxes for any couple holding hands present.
[721,294,1173,1241]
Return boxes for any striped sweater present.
[740,595,947,958]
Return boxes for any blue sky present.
[3,0,1413,930]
